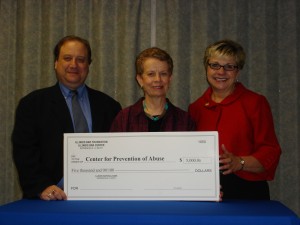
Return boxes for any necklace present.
[143,100,169,121]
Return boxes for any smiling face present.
[136,58,172,99]
[206,55,240,97]
[54,40,89,90]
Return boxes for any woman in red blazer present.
[189,39,281,200]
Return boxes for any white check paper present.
[64,132,219,201]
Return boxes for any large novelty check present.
[64,132,219,201]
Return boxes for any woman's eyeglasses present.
[208,63,238,71]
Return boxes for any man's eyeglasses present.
[208,63,238,71]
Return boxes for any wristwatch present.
[239,157,245,170]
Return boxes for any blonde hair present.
[203,39,246,70]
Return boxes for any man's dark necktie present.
[71,90,89,133]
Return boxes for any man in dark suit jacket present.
[12,35,121,200]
